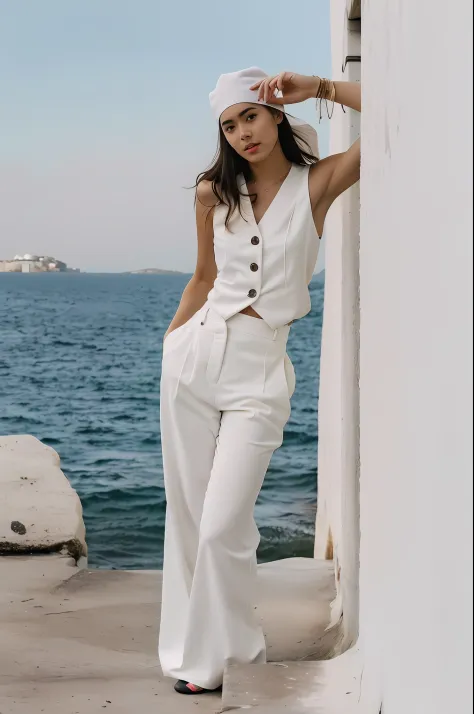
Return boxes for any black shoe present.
[174,679,222,695]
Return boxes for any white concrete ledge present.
[0,435,87,560]
[223,648,364,712]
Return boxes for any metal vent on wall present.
[347,0,362,20]
[343,13,361,72]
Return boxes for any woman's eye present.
[247,114,257,121]
[225,126,234,132]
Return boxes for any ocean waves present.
[0,272,324,569]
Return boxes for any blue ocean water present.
[0,273,324,569]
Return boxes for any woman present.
[159,67,361,695]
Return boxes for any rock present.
[11,521,27,535]
[0,435,87,560]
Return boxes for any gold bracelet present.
[313,75,337,121]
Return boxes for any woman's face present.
[220,103,283,163]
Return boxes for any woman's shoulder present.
[196,179,220,208]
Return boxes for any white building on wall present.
[315,0,472,711]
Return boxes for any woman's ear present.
[270,108,284,125]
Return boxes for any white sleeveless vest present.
[206,164,321,330]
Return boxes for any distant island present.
[0,254,79,274]
[122,268,186,275]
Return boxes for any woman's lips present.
[245,144,260,154]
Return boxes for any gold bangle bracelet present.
[313,75,337,121]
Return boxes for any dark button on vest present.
[250,263,259,272]
[251,236,260,245]
[248,289,257,298]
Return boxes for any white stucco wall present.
[316,0,472,710]
[314,0,361,651]
[359,1,473,711]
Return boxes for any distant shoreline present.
[0,269,188,276]
[1,268,323,278]
[121,269,185,275]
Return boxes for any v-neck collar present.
[241,164,295,228]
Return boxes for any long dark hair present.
[194,108,318,227]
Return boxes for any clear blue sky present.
[0,0,331,273]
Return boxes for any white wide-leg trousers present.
[158,303,295,689]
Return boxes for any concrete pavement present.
[0,555,337,714]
